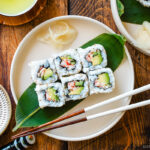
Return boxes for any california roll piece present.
[136,0,150,7]
[54,49,82,77]
[77,44,107,73]
[61,74,89,101]
[35,83,65,108]
[29,58,58,84]
[88,68,115,95]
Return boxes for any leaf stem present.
[13,107,41,132]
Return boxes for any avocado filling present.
[94,73,111,89]
[67,80,84,95]
[86,49,103,66]
[60,55,76,70]
[46,88,59,101]
[38,64,53,80]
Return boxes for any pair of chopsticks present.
[12,84,150,140]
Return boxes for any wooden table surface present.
[0,0,150,149]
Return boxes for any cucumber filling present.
[67,80,84,95]
[45,88,59,102]
[60,55,76,70]
[94,73,112,89]
[86,49,103,66]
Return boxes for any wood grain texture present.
[0,0,68,149]
[68,0,150,150]
[0,0,150,150]
[0,0,47,26]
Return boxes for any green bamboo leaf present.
[13,83,82,131]
[13,33,125,131]
[120,0,150,24]
[117,0,124,17]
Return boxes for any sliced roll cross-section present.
[54,49,82,77]
[29,58,58,85]
[88,68,115,95]
[35,83,65,108]
[77,44,107,73]
[61,74,89,101]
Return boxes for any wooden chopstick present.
[12,84,150,139]
[12,98,150,139]
[12,109,85,139]
[12,117,87,139]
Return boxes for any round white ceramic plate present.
[111,0,150,56]
[10,15,134,141]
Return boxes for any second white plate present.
[111,0,150,55]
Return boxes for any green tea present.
[0,0,36,16]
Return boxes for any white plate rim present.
[10,15,134,141]
[111,0,150,56]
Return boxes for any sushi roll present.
[29,58,58,85]
[61,74,89,101]
[88,68,115,95]
[77,44,107,73]
[35,82,65,108]
[54,49,82,77]
[136,0,150,7]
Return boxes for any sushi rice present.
[28,44,116,108]
[61,74,89,101]
[88,68,115,95]
[29,58,58,85]
[54,49,82,77]
[77,44,107,73]
[35,83,65,108]
[136,0,150,7]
